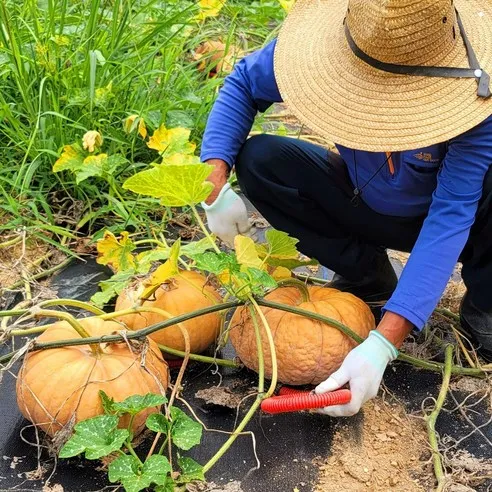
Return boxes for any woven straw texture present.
[274,0,492,151]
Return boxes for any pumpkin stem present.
[2,299,105,338]
[190,204,221,254]
[248,304,265,394]
[32,309,102,356]
[426,344,453,490]
[276,278,311,303]
[39,299,106,315]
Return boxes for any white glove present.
[202,183,257,248]
[315,331,398,417]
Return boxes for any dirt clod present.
[195,386,253,409]
[187,480,243,492]
[42,484,64,492]
[315,399,431,492]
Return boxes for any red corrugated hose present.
[261,387,351,414]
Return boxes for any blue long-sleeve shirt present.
[201,40,492,330]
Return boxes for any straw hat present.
[274,0,492,152]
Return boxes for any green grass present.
[0,0,285,249]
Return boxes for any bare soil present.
[315,399,432,491]
[0,237,49,288]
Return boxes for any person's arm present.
[384,115,492,332]
[200,39,282,202]
[317,115,492,417]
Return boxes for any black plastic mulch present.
[0,259,491,492]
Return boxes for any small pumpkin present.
[16,318,168,437]
[115,270,222,355]
[230,285,375,385]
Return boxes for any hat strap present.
[344,9,491,98]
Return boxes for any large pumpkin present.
[16,318,169,437]
[115,270,222,355]
[230,286,375,385]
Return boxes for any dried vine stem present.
[0,301,243,365]
[32,309,101,356]
[426,344,453,492]
[256,299,489,378]
[157,344,239,368]
[2,299,105,337]
[203,297,278,474]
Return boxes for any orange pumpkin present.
[16,318,168,437]
[230,286,375,385]
[115,270,222,355]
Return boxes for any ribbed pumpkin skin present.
[115,270,222,355]
[16,318,169,437]
[230,286,375,386]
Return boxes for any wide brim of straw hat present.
[274,0,492,152]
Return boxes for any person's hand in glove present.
[202,159,256,247]
[315,330,399,417]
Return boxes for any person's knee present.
[235,134,282,194]
[236,134,278,175]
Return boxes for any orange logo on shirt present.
[413,152,439,163]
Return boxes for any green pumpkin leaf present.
[193,251,239,275]
[264,229,299,258]
[154,477,176,492]
[123,163,214,207]
[136,248,172,273]
[99,390,116,415]
[109,393,167,416]
[245,267,277,290]
[109,454,171,492]
[105,154,128,175]
[59,415,129,460]
[53,144,127,184]
[181,237,217,258]
[90,270,135,307]
[145,413,169,433]
[171,407,202,451]
[136,237,214,273]
[256,229,319,271]
[178,457,205,483]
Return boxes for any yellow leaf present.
[53,144,83,172]
[147,125,193,155]
[138,118,147,139]
[83,153,108,166]
[123,115,137,133]
[96,231,136,272]
[234,235,262,269]
[82,130,103,153]
[271,266,292,280]
[141,240,181,299]
[52,35,70,46]
[123,115,148,139]
[162,153,201,166]
[279,0,294,12]
[196,0,225,21]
